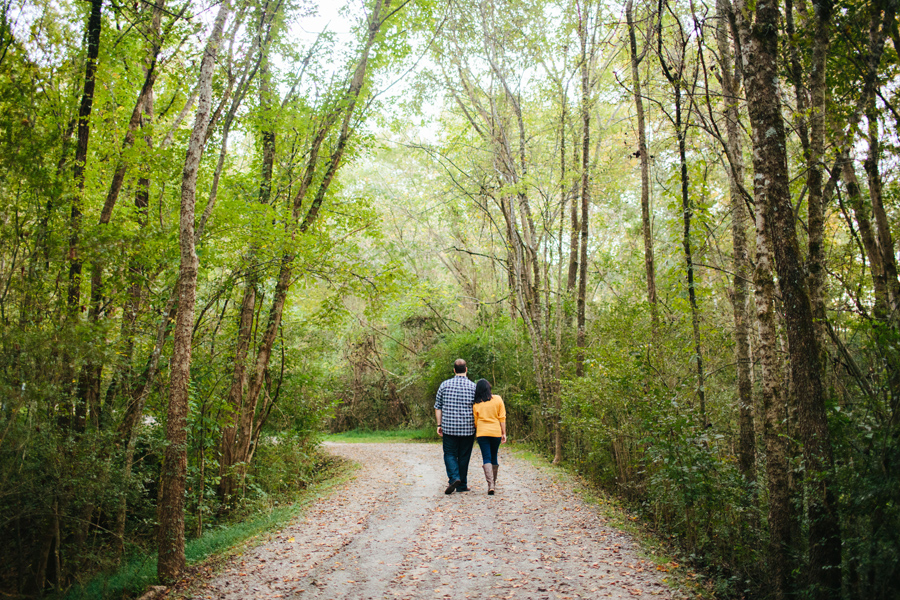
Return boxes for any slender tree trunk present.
[626,0,657,333]
[717,0,754,479]
[676,86,706,422]
[843,158,889,320]
[157,0,230,583]
[197,2,276,237]
[740,0,841,593]
[67,0,103,318]
[865,102,900,316]
[567,140,579,294]
[553,92,567,465]
[787,0,831,346]
[112,155,151,559]
[219,281,256,502]
[679,90,706,425]
[657,7,705,423]
[575,3,591,378]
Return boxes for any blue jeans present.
[477,436,502,465]
[442,434,475,486]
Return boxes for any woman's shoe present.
[483,464,495,495]
[492,464,499,486]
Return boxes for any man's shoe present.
[445,479,461,494]
[456,486,471,492]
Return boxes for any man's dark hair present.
[453,358,467,374]
[474,379,492,403]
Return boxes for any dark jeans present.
[477,436,502,465]
[442,434,475,486]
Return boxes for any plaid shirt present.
[434,375,476,436]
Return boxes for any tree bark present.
[575,0,591,378]
[754,203,793,599]
[76,0,166,436]
[717,0,754,480]
[787,0,831,347]
[865,102,900,316]
[626,0,657,333]
[157,0,230,583]
[567,141,580,294]
[657,10,706,424]
[843,157,888,320]
[553,88,567,465]
[739,0,841,593]
[67,0,103,317]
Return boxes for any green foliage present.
[62,444,346,600]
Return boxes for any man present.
[434,358,476,494]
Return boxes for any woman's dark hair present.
[473,379,492,403]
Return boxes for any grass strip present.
[62,461,355,600]
[324,425,439,443]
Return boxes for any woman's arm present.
[500,419,507,443]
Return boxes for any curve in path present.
[195,442,677,599]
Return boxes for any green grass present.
[62,462,356,600]
[324,425,439,443]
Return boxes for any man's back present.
[435,376,476,436]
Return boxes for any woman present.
[472,378,507,495]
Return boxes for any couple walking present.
[434,359,507,495]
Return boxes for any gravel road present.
[192,442,677,599]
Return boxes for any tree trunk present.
[679,91,706,425]
[656,4,705,423]
[717,0,754,480]
[843,157,888,320]
[567,141,579,294]
[865,102,900,316]
[740,0,841,593]
[754,175,794,600]
[575,2,591,378]
[787,0,831,347]
[67,0,103,317]
[626,0,657,333]
[219,280,257,503]
[553,90,567,465]
[659,31,706,423]
[157,0,230,583]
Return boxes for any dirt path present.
[192,443,680,599]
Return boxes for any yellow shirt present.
[473,395,506,437]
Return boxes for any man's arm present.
[434,382,445,437]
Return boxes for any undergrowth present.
[61,451,350,600]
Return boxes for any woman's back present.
[473,395,505,437]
